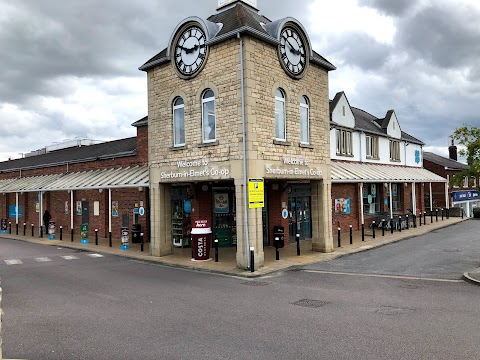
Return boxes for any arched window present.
[173,97,185,147]
[202,89,216,143]
[275,88,286,141]
[300,96,310,144]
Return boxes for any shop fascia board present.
[331,179,447,183]
[0,183,150,194]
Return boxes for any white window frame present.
[275,89,286,141]
[389,140,400,161]
[300,96,310,144]
[335,128,353,156]
[173,97,185,147]
[366,135,379,159]
[202,90,216,143]
[463,176,469,188]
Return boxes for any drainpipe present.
[238,32,250,269]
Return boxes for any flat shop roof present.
[331,162,447,183]
[0,166,149,193]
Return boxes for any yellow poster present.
[248,178,264,208]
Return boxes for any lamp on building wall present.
[404,183,408,187]
[138,187,144,192]
[98,188,103,193]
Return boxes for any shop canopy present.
[331,162,446,183]
[0,166,149,193]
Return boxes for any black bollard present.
[109,232,112,247]
[275,237,280,260]
[214,239,219,262]
[430,211,433,223]
[95,229,98,245]
[337,227,341,247]
[424,211,426,225]
[16,223,18,235]
[40,224,43,238]
[419,213,422,226]
[413,214,417,228]
[398,217,402,232]
[349,225,353,245]
[462,209,464,219]
[442,208,444,220]
[372,221,376,239]
[406,215,409,230]
[8,222,11,234]
[447,208,450,219]
[250,247,255,273]
[31,224,34,237]
[60,226,63,241]
[141,233,145,252]
[23,223,26,236]
[296,233,300,256]
[436,209,438,222]
[382,219,385,236]
[361,224,365,241]
[390,218,394,234]
[71,228,74,242]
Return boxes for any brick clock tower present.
[140,0,335,270]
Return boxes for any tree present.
[450,125,480,187]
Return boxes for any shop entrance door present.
[288,196,312,240]
[81,201,89,225]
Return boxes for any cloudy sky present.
[1,0,479,161]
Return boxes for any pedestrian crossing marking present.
[61,255,79,260]
[87,253,104,258]
[35,257,52,262]
[5,259,23,265]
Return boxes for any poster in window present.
[214,193,229,213]
[76,201,82,216]
[334,198,350,214]
[112,201,119,217]
[65,201,69,214]
[371,184,376,196]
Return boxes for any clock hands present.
[285,38,302,56]
[178,44,199,54]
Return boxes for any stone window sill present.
[273,140,291,146]
[299,143,314,149]
[171,145,187,151]
[198,141,218,148]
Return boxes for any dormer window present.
[342,106,345,116]
[336,128,353,156]
[389,140,400,161]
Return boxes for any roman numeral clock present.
[279,26,308,78]
[174,25,208,78]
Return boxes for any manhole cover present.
[375,306,415,316]
[241,281,269,287]
[292,299,330,308]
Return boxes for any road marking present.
[61,255,79,260]
[4,259,23,265]
[87,253,104,258]
[35,257,52,262]
[303,270,463,283]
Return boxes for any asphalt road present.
[1,222,480,360]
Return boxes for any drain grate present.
[292,299,330,308]
[241,281,269,287]
[374,306,415,316]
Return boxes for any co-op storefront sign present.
[451,190,479,202]
[159,158,230,180]
[265,156,322,177]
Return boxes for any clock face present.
[174,25,207,77]
[279,27,307,77]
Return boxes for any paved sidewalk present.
[0,217,468,278]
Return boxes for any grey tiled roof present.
[349,107,423,145]
[140,2,335,71]
[0,138,137,173]
[423,151,469,170]
[131,116,148,127]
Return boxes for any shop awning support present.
[70,190,74,230]
[359,183,364,225]
[445,182,449,209]
[412,183,416,215]
[389,183,393,219]
[429,182,433,211]
[15,192,18,225]
[108,189,112,234]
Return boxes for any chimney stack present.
[448,139,457,161]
